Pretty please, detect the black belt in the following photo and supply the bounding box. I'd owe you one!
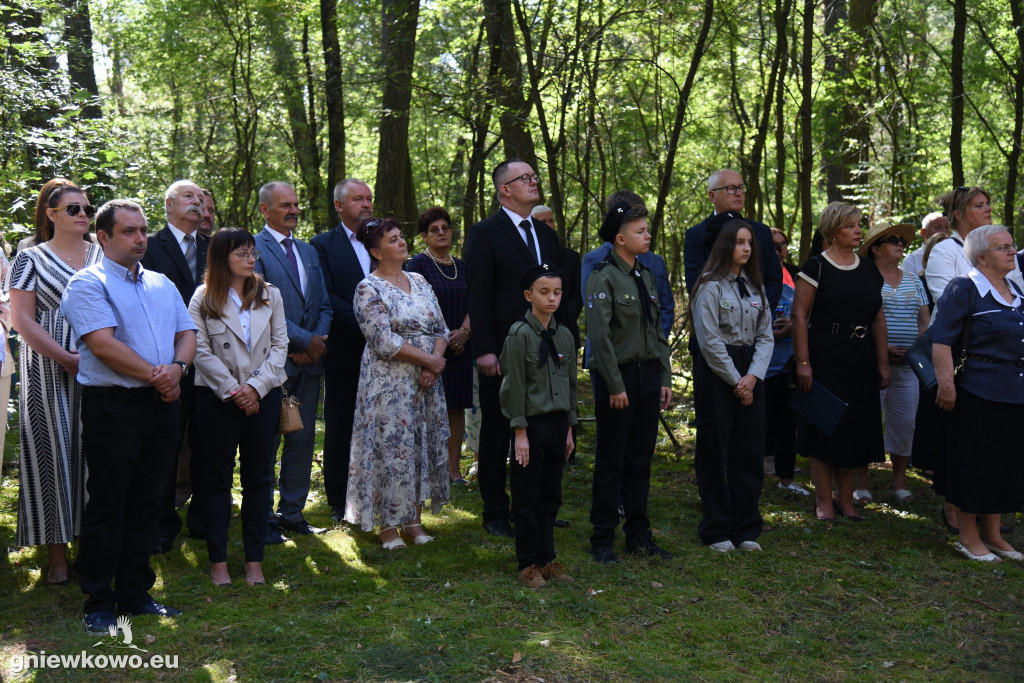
[812,321,869,339]
[964,353,1024,369]
[84,385,161,399]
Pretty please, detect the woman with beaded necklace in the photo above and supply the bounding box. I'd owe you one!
[408,207,474,485]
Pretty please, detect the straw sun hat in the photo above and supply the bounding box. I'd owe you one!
[858,221,916,258]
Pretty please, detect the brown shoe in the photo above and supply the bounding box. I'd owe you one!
[517,564,547,589]
[540,562,575,584]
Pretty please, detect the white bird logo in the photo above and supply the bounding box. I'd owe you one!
[95,615,148,651]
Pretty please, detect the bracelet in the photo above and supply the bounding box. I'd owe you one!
[797,361,810,366]
[460,326,470,337]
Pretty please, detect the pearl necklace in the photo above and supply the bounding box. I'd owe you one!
[425,249,458,281]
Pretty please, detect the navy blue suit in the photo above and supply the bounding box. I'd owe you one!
[310,223,368,513]
[254,227,333,524]
[141,225,210,544]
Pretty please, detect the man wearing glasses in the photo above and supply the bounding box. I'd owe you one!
[465,158,562,538]
[141,180,210,554]
[684,169,783,314]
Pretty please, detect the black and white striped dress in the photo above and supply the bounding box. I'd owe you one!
[9,243,101,546]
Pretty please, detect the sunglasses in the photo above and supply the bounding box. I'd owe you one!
[57,203,96,218]
[878,235,906,248]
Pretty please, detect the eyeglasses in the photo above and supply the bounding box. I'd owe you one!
[502,173,539,186]
[986,243,1018,254]
[878,235,907,248]
[427,224,451,234]
[710,184,746,195]
[232,249,260,260]
[58,203,96,218]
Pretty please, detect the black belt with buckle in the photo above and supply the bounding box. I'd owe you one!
[813,321,869,339]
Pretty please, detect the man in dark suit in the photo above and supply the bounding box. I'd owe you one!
[141,179,210,553]
[253,181,333,540]
[683,169,783,311]
[465,159,562,537]
[310,179,373,523]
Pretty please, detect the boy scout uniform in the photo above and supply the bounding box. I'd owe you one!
[499,311,577,572]
[585,250,672,557]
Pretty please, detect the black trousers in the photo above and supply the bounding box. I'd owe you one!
[322,354,361,511]
[510,412,568,570]
[693,353,764,546]
[763,371,797,480]
[78,386,179,613]
[197,387,280,564]
[589,360,661,549]
[477,370,512,524]
[156,377,201,540]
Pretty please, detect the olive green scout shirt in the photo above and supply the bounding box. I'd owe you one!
[498,311,578,429]
[585,251,672,394]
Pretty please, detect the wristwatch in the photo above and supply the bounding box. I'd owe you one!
[173,361,189,379]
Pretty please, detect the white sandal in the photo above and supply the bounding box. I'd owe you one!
[401,522,434,545]
[853,489,874,504]
[380,526,406,550]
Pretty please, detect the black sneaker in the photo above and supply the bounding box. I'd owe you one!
[125,601,182,617]
[482,519,515,538]
[83,610,116,634]
[591,546,619,564]
[625,538,674,560]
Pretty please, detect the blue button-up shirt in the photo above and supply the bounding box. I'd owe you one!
[931,269,1024,404]
[61,256,196,387]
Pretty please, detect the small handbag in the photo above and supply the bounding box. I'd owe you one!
[905,284,977,391]
[277,388,304,435]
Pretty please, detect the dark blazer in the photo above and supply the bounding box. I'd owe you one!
[683,212,783,309]
[141,225,210,305]
[309,223,367,367]
[558,245,583,349]
[254,227,333,377]
[465,210,562,358]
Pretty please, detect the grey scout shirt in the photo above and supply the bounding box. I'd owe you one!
[498,311,578,429]
[692,268,774,386]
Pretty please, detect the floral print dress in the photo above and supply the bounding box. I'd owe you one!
[345,271,451,531]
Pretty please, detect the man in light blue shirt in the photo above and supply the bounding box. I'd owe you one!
[62,199,196,635]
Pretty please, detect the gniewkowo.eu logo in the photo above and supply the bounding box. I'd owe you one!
[8,616,179,673]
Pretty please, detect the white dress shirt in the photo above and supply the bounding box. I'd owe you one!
[264,225,307,295]
[228,287,252,350]
[167,222,197,255]
[502,207,542,264]
[342,223,371,276]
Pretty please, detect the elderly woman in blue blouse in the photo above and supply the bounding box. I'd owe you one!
[690,218,774,552]
[932,225,1024,562]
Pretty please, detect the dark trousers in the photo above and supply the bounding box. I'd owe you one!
[271,371,322,524]
[322,355,361,511]
[157,378,200,540]
[477,370,512,524]
[693,353,765,546]
[589,360,661,549]
[197,387,280,563]
[764,371,797,480]
[510,412,568,570]
[78,387,179,613]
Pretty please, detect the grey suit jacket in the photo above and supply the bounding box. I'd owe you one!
[254,227,333,377]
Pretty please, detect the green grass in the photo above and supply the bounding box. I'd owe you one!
[0,389,1022,681]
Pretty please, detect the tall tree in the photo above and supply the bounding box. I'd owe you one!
[798,0,815,260]
[320,0,345,221]
[62,0,101,118]
[950,0,966,187]
[375,0,420,231]
[483,0,536,166]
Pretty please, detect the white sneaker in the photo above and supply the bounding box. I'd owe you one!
[709,540,735,553]
[853,489,873,503]
[778,481,810,496]
[738,541,762,552]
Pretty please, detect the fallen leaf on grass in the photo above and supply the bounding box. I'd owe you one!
[144,634,156,645]
[883,661,894,668]
[585,588,604,596]
[539,640,550,647]
[651,581,663,588]
[512,651,522,663]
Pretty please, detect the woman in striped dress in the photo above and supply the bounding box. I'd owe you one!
[854,222,929,504]
[8,182,102,585]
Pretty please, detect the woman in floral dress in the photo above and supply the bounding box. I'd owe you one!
[345,218,451,549]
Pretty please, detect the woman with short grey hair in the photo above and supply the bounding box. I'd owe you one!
[931,225,1024,562]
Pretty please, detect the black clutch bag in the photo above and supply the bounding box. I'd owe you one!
[905,330,936,391]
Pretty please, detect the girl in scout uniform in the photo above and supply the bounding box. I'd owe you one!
[499,264,577,588]
[689,218,774,552]
[585,203,673,564]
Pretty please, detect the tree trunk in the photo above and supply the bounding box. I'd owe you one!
[483,0,536,166]
[821,0,847,201]
[651,0,714,242]
[773,0,791,232]
[262,3,326,231]
[320,0,346,220]
[798,0,815,261]
[375,0,421,235]
[62,0,101,118]
[1006,0,1024,239]
[844,0,876,194]
[3,3,56,170]
[950,0,966,188]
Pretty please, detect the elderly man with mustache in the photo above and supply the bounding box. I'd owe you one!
[141,179,211,553]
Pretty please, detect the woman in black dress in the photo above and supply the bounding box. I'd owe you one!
[792,202,890,521]
[408,207,473,485]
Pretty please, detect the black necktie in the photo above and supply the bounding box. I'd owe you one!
[537,327,562,368]
[520,219,539,265]
[630,267,655,328]
[736,276,751,298]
